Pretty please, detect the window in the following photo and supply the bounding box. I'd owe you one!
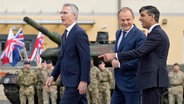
[25,40,31,51]
[1,42,5,51]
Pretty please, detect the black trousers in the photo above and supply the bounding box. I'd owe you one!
[142,87,167,104]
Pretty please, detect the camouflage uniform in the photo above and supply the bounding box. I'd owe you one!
[18,68,37,104]
[42,66,58,104]
[56,75,65,101]
[35,67,45,104]
[98,68,113,104]
[169,70,184,104]
[87,65,100,104]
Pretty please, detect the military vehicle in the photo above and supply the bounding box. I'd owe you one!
[0,72,20,104]
[0,16,115,104]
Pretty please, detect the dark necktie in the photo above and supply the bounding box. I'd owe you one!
[62,29,68,46]
[117,31,127,49]
[122,31,126,39]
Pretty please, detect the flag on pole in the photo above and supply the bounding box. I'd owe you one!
[0,28,25,66]
[29,32,44,64]
[10,28,25,66]
[0,28,15,65]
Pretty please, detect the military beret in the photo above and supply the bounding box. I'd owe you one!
[98,60,105,65]
[24,61,30,64]
[46,60,52,64]
[41,60,46,63]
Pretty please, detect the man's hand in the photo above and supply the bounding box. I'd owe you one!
[45,76,54,90]
[98,53,116,62]
[78,81,87,95]
[111,59,120,68]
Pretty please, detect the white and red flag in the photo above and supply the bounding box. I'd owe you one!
[29,32,44,64]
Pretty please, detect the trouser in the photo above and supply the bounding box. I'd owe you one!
[98,89,111,104]
[42,86,57,104]
[60,87,87,104]
[142,87,167,104]
[36,89,43,104]
[20,93,34,104]
[87,88,100,104]
[169,86,183,104]
[110,86,140,104]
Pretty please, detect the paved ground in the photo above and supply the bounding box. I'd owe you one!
[0,100,11,104]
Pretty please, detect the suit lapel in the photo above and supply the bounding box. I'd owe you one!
[148,25,160,36]
[65,24,77,45]
[62,24,78,56]
[118,35,128,52]
[118,27,135,52]
[115,30,121,52]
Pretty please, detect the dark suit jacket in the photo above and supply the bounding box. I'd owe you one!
[114,25,146,92]
[51,24,90,87]
[117,25,170,90]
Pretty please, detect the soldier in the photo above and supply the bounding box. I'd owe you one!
[87,57,100,104]
[18,61,37,104]
[97,60,113,104]
[42,60,57,104]
[35,60,47,104]
[169,63,184,104]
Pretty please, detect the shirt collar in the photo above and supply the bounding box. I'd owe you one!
[66,22,76,32]
[121,24,134,36]
[148,23,159,33]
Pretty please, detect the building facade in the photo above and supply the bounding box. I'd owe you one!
[0,0,184,67]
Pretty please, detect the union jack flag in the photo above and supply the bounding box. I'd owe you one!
[14,28,25,50]
[1,28,25,66]
[29,32,44,65]
[11,28,25,66]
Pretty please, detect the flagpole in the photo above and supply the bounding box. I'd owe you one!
[17,48,23,60]
[23,47,28,60]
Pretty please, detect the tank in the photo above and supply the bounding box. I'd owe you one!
[0,72,20,104]
[23,16,114,65]
[0,16,115,104]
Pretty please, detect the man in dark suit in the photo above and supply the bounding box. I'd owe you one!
[45,3,90,104]
[99,5,170,104]
[110,7,146,104]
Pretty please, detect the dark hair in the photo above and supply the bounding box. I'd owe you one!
[172,63,180,68]
[46,60,52,64]
[139,5,160,23]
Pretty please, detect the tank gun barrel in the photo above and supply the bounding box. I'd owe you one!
[23,16,61,46]
[23,16,114,65]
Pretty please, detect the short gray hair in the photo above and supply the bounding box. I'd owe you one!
[118,7,135,19]
[63,3,79,20]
